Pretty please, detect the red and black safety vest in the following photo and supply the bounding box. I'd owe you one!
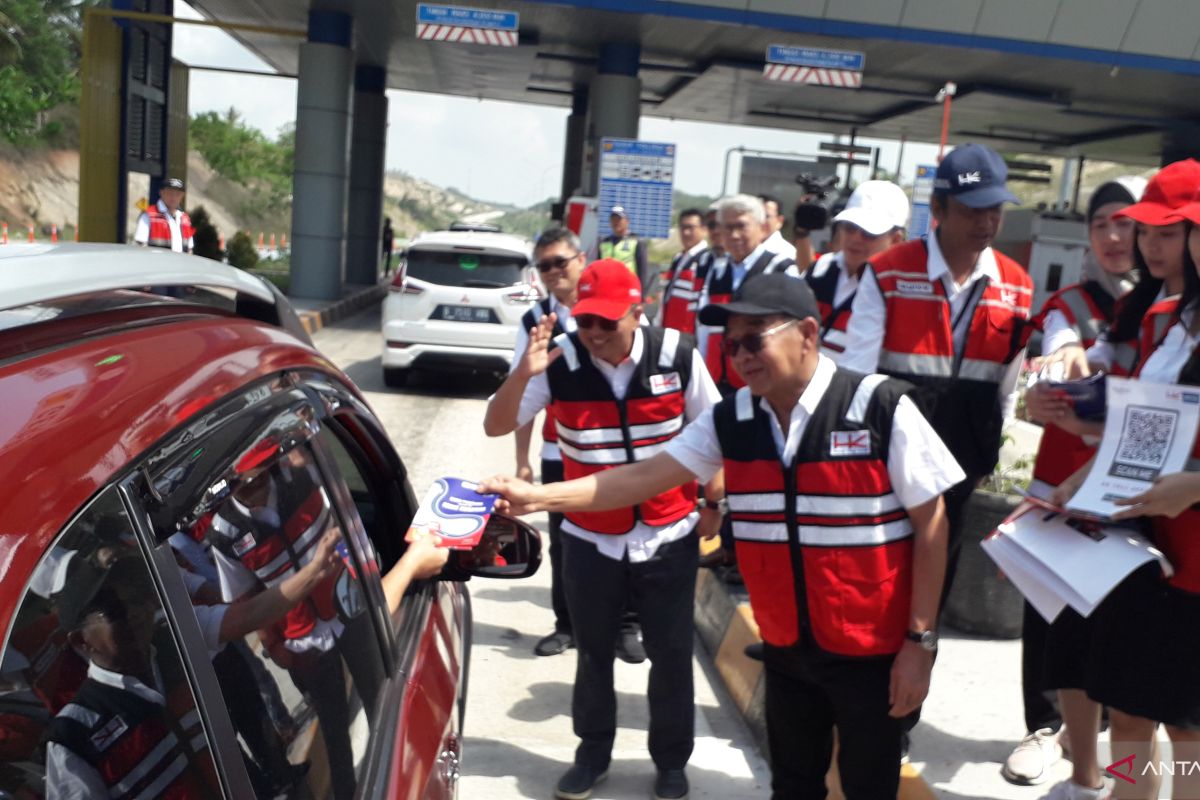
[805,252,857,358]
[661,246,710,334]
[1130,296,1182,377]
[547,326,698,534]
[1028,281,1118,495]
[702,250,796,395]
[145,205,194,253]
[870,239,1034,476]
[521,298,569,456]
[714,370,915,656]
[208,464,339,642]
[47,635,217,798]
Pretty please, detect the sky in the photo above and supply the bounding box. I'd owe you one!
[172,3,942,209]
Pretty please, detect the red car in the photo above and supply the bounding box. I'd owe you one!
[0,244,538,799]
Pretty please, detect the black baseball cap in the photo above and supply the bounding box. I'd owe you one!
[698,273,819,326]
[163,177,185,190]
[933,143,1018,208]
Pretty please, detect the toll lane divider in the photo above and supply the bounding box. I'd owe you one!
[692,539,936,800]
[296,278,388,336]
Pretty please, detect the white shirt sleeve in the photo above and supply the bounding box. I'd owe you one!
[514,372,552,428]
[211,538,260,602]
[664,406,724,484]
[997,349,1026,420]
[781,262,801,278]
[190,603,230,651]
[684,349,721,421]
[887,395,967,508]
[180,569,208,598]
[1085,338,1114,371]
[46,743,110,800]
[133,212,150,245]
[841,267,886,373]
[1040,309,1080,356]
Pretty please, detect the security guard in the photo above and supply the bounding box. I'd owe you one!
[483,258,721,800]
[804,180,909,361]
[599,205,650,288]
[841,143,1034,603]
[133,177,194,253]
[481,273,963,799]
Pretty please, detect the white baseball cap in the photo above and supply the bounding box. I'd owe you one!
[834,180,910,236]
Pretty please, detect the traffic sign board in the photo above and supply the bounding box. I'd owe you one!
[598,138,676,240]
[767,45,865,72]
[417,4,518,30]
[909,164,937,240]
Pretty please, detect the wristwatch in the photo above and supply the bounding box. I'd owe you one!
[697,496,729,515]
[905,629,938,652]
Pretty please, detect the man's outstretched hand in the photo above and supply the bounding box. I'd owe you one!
[477,475,544,516]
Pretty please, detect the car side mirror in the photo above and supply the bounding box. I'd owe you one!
[447,514,542,580]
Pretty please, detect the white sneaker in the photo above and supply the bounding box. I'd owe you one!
[1001,728,1063,785]
[1041,777,1114,800]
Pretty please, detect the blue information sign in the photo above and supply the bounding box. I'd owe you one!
[909,164,937,240]
[766,45,865,72]
[598,138,676,240]
[417,4,519,31]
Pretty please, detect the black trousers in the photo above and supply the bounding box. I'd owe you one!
[212,644,292,779]
[542,458,571,634]
[1020,601,1062,733]
[561,528,698,771]
[763,640,902,800]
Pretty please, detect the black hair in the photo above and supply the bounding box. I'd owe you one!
[1108,222,1197,344]
[677,208,704,224]
[758,194,781,214]
[534,226,582,253]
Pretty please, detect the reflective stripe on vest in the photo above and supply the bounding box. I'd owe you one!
[1047,284,1107,346]
[599,237,638,273]
[715,372,914,656]
[548,327,697,534]
[806,252,855,356]
[662,248,708,333]
[1132,297,1182,376]
[145,207,194,253]
[702,251,796,392]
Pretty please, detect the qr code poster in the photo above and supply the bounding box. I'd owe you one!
[1108,405,1178,482]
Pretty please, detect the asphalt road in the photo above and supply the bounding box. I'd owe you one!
[314,306,770,799]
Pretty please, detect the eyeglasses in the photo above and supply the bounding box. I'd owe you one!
[575,311,629,331]
[723,318,798,357]
[536,252,581,273]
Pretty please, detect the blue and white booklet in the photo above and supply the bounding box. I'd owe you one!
[407,477,498,549]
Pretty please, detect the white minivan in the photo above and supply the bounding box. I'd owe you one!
[381,225,538,386]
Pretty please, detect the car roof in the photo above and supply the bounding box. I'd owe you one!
[407,229,532,259]
[0,243,275,311]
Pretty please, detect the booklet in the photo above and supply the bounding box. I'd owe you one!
[1066,377,1200,519]
[1040,372,1107,421]
[981,500,1173,622]
[407,477,499,550]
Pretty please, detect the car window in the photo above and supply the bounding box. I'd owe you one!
[405,248,527,288]
[0,491,222,800]
[156,442,388,800]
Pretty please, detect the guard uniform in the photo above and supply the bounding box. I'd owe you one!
[134,200,194,254]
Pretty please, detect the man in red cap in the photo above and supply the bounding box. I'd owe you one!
[484,258,722,800]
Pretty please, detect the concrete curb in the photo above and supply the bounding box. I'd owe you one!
[296,281,388,336]
[692,550,937,800]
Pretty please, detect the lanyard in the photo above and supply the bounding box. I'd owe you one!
[946,274,989,375]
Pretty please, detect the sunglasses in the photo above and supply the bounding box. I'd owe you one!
[723,318,798,357]
[536,253,581,273]
[575,311,630,332]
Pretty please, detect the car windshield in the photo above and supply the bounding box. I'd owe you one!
[405,248,527,288]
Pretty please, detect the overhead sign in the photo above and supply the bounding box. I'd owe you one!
[909,164,937,240]
[598,138,676,241]
[416,4,519,46]
[763,44,864,88]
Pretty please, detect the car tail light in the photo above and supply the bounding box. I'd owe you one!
[389,274,424,295]
[501,287,540,305]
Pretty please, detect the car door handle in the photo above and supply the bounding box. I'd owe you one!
[440,734,461,785]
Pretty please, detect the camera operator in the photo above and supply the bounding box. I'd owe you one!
[793,174,842,268]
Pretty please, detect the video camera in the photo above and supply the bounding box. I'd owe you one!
[793,173,843,232]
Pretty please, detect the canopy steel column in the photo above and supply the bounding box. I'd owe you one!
[290,10,353,301]
[583,43,640,195]
[346,64,388,285]
[554,85,589,220]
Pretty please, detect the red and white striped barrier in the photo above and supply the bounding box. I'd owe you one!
[416,23,517,46]
[762,64,862,88]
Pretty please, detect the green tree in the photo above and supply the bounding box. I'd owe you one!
[189,110,293,212]
[189,205,222,261]
[0,0,98,143]
[226,230,258,270]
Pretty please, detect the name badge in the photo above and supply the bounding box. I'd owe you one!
[650,372,682,395]
[830,430,871,457]
[896,279,934,295]
[91,715,129,752]
[232,532,257,557]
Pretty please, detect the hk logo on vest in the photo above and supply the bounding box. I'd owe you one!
[830,431,871,457]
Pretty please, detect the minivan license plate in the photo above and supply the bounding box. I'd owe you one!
[434,304,497,323]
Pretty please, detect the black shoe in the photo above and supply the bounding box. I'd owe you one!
[743,642,763,662]
[535,630,574,657]
[616,626,647,664]
[555,763,608,800]
[654,768,689,800]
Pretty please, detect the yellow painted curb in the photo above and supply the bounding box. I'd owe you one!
[714,604,762,715]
